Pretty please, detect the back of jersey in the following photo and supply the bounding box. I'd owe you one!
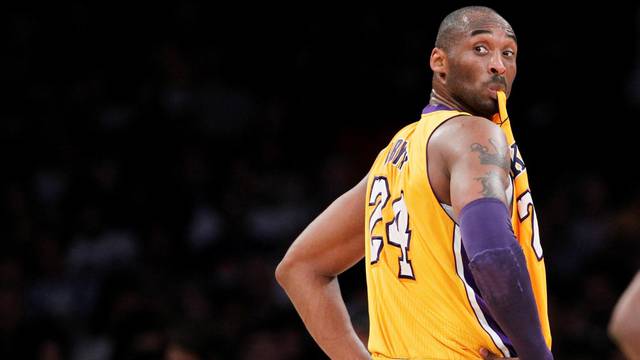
[364,106,547,359]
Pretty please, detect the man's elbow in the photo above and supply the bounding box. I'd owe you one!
[608,316,622,342]
[609,308,640,345]
[275,255,296,288]
[276,253,324,291]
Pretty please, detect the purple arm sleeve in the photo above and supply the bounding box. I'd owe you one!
[459,198,552,360]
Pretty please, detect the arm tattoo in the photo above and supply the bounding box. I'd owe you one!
[474,171,505,200]
[470,138,510,172]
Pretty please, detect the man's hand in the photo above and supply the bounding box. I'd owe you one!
[480,348,519,359]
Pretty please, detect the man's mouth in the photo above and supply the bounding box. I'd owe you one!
[487,83,505,92]
[487,82,506,100]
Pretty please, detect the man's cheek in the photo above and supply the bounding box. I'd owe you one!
[457,62,478,85]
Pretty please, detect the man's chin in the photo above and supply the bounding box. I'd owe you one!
[474,101,498,119]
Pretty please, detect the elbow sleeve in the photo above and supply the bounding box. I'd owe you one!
[459,198,552,360]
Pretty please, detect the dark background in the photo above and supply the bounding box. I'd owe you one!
[2,3,640,359]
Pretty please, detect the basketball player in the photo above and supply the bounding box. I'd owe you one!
[609,271,640,359]
[276,6,552,359]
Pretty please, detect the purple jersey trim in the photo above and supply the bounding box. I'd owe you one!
[421,103,453,114]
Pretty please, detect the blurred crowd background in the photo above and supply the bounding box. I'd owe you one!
[3,3,640,359]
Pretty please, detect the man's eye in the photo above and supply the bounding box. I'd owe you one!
[503,50,515,57]
[474,46,488,54]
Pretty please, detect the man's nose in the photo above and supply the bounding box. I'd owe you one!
[489,53,506,75]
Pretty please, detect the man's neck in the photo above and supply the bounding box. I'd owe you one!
[428,89,470,114]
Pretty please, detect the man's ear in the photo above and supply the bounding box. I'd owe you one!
[430,48,448,83]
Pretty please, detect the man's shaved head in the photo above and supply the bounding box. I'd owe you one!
[435,6,515,52]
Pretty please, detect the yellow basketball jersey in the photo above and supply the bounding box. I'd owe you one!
[364,104,551,359]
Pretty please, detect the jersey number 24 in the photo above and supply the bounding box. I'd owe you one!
[368,176,415,280]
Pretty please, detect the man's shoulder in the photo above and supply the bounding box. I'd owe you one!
[430,115,502,149]
[428,114,510,176]
[439,114,499,132]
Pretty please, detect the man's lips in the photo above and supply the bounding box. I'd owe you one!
[487,83,505,92]
[487,82,506,100]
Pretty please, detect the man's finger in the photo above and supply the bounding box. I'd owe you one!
[479,348,495,359]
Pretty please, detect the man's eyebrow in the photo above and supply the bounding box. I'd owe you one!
[470,29,518,44]
[470,29,492,37]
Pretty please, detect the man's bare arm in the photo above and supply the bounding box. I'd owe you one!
[441,116,551,360]
[446,117,511,214]
[275,176,370,359]
[609,271,640,360]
